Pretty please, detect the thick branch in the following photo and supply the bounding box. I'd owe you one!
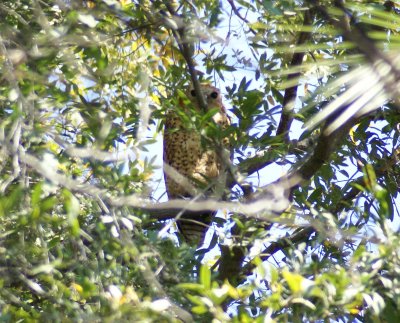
[220,112,356,283]
[240,144,400,276]
[276,10,312,143]
[13,149,288,221]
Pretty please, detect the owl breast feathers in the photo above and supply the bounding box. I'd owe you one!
[163,84,230,245]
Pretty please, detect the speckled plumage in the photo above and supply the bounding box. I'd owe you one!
[163,84,230,245]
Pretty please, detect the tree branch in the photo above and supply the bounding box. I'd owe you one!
[162,3,208,112]
[226,0,256,35]
[137,252,194,322]
[240,143,400,277]
[219,110,356,283]
[14,149,288,220]
[276,9,312,143]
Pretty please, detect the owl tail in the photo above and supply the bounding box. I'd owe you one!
[177,211,216,246]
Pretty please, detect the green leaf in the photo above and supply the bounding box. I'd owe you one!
[282,270,312,294]
[200,264,211,291]
[192,305,208,315]
[178,283,205,293]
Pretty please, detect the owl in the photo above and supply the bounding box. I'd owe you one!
[163,84,230,246]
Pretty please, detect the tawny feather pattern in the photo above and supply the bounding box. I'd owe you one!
[163,84,230,245]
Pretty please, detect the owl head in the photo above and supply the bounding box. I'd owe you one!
[186,84,224,112]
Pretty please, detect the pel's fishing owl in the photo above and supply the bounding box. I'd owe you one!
[163,84,230,245]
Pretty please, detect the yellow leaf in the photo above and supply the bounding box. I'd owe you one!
[71,283,83,294]
[86,1,96,9]
[119,0,131,7]
[349,308,360,315]
[349,124,359,145]
[151,93,161,105]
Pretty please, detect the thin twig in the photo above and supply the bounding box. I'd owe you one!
[226,0,256,34]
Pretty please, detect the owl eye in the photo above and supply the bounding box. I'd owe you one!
[190,90,196,97]
[210,91,219,99]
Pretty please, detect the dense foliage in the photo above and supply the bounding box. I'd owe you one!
[1,0,400,321]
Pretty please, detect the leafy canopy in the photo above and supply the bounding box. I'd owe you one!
[1,0,400,322]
